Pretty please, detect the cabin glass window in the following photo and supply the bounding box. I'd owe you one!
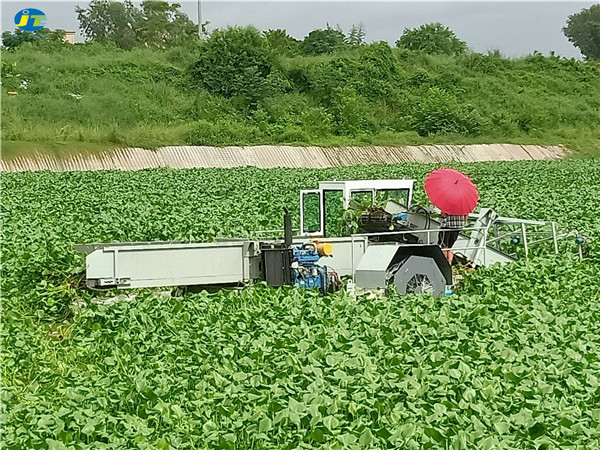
[375,189,410,208]
[348,190,374,209]
[324,190,346,237]
[301,192,321,234]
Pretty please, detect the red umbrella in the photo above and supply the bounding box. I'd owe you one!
[425,168,479,215]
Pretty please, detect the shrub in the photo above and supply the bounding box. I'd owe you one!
[263,29,299,57]
[396,22,468,56]
[300,26,346,56]
[410,87,481,136]
[190,26,275,104]
[330,87,375,136]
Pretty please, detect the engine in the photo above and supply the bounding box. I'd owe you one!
[291,243,340,294]
[260,210,340,294]
[260,241,340,294]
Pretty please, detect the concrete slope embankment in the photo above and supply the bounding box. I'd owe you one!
[1,144,568,172]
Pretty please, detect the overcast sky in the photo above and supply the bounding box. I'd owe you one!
[2,1,597,58]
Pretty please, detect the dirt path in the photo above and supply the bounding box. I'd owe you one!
[1,144,568,172]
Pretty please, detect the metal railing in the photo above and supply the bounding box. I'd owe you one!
[349,226,491,279]
[347,220,578,278]
[251,228,300,235]
[485,223,562,258]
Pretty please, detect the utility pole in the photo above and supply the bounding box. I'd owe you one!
[197,0,202,37]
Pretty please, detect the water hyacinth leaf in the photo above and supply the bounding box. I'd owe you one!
[359,428,375,446]
[258,417,271,433]
[156,438,170,449]
[45,439,68,450]
[493,422,511,434]
[309,428,325,443]
[338,433,357,445]
[323,415,339,431]
[528,422,546,439]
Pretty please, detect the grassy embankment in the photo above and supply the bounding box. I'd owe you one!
[1,41,599,158]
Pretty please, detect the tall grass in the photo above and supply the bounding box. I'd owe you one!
[1,41,599,155]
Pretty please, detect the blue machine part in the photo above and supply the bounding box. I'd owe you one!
[293,245,320,265]
[291,245,328,292]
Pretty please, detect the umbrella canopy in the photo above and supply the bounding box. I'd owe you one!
[425,168,479,215]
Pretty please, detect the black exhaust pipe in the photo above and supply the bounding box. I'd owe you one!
[283,207,292,246]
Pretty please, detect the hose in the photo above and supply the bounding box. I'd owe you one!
[408,204,432,230]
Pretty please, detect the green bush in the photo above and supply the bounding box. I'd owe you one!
[330,86,375,136]
[300,27,346,56]
[410,87,481,136]
[263,29,299,57]
[303,57,361,104]
[357,42,398,99]
[396,22,468,56]
[190,26,275,104]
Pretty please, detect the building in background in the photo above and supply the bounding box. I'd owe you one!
[62,30,75,44]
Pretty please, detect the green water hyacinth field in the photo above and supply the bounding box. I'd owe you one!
[2,159,600,448]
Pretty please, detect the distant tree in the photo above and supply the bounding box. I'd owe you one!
[2,28,66,49]
[190,26,274,102]
[345,23,366,46]
[563,5,600,60]
[136,1,197,48]
[396,22,468,56]
[300,26,346,56]
[75,0,197,49]
[76,0,139,49]
[263,29,299,56]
